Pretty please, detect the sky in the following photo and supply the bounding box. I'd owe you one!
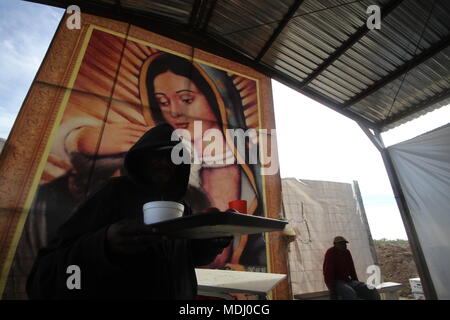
[1,0,449,240]
[0,0,62,138]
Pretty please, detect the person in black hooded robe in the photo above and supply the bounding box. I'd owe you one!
[26,123,231,299]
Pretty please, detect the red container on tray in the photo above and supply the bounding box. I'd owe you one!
[228,200,247,214]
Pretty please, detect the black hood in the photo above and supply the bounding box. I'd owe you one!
[123,123,190,200]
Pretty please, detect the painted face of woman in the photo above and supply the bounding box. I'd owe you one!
[153,71,218,141]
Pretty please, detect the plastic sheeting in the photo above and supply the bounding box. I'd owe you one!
[282,179,376,295]
[388,123,450,300]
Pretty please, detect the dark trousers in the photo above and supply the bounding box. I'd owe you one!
[335,280,381,300]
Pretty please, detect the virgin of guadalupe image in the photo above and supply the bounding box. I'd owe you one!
[5,32,267,298]
[140,52,266,270]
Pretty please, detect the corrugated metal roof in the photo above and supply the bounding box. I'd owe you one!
[29,0,450,131]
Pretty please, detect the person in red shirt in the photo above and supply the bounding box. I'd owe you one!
[323,236,380,300]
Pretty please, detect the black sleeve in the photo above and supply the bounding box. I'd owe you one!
[182,202,232,267]
[190,237,232,267]
[26,180,122,299]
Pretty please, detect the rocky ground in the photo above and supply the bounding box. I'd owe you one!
[374,239,419,298]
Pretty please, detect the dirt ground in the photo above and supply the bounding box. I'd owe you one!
[374,239,419,298]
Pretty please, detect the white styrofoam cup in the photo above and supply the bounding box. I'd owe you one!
[143,201,184,224]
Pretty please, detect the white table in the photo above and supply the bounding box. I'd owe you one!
[195,268,286,300]
[376,282,403,300]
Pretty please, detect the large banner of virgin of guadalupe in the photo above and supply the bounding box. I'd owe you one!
[0,13,286,299]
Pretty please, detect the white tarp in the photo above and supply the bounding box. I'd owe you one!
[282,178,376,295]
[388,123,450,300]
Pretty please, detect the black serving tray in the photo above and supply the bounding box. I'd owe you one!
[146,211,288,239]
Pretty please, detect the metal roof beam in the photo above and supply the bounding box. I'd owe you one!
[298,0,404,89]
[381,87,450,130]
[199,0,217,31]
[359,123,384,152]
[188,0,203,30]
[188,0,212,31]
[342,34,450,109]
[255,0,305,62]
[23,0,378,129]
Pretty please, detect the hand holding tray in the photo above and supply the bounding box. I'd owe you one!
[146,211,288,239]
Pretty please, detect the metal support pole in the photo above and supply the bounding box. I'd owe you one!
[358,123,437,299]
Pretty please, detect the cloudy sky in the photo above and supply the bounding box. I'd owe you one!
[1,0,449,239]
[0,0,62,138]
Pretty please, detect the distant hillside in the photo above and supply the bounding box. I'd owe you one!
[0,138,5,153]
[374,239,419,298]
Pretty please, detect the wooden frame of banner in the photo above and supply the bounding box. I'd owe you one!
[0,13,287,299]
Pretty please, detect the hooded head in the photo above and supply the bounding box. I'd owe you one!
[123,123,190,201]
